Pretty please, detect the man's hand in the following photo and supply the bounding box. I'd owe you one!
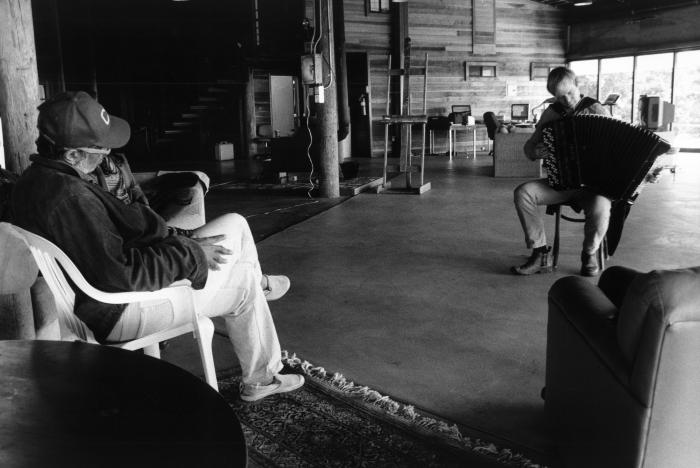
[533,143,549,160]
[644,166,664,184]
[192,234,232,270]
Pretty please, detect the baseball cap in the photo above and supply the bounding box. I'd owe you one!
[37,91,131,149]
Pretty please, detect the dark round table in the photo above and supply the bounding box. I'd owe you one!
[0,340,247,467]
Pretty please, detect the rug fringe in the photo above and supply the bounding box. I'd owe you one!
[281,350,546,468]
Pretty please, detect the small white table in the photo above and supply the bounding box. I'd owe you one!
[448,124,477,160]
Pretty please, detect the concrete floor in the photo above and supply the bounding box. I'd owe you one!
[163,152,700,462]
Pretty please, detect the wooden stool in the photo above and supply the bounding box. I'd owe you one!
[548,204,608,271]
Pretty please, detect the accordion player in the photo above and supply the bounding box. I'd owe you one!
[540,114,671,202]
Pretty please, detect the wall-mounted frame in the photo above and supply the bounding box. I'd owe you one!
[466,62,497,80]
[365,0,390,14]
[530,62,564,80]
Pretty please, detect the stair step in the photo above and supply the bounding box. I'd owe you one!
[164,129,185,135]
[216,79,245,85]
[207,87,228,94]
[198,96,218,102]
[190,105,213,110]
[172,121,196,127]
[181,113,201,119]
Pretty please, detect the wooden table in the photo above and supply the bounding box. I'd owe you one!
[0,340,247,467]
[448,123,477,160]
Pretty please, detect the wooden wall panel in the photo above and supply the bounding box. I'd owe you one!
[344,0,566,156]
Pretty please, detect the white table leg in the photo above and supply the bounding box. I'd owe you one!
[472,126,476,159]
[449,128,453,161]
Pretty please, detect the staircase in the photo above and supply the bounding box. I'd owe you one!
[152,80,244,161]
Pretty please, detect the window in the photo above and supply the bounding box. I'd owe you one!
[568,49,700,151]
[569,59,598,99]
[633,53,673,124]
[466,63,497,79]
[367,0,390,13]
[599,57,634,121]
[674,50,700,149]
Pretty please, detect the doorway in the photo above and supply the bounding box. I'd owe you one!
[347,52,373,158]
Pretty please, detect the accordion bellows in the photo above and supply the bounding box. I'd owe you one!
[541,115,671,201]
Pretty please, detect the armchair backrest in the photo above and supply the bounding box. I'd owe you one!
[615,267,700,466]
[483,112,498,139]
[617,267,700,406]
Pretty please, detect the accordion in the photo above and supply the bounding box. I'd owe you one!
[541,114,671,201]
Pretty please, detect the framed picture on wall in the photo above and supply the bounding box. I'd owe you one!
[530,63,564,80]
[465,62,498,80]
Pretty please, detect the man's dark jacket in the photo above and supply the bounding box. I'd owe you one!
[12,156,208,342]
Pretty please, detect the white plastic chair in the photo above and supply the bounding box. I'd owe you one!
[6,223,218,391]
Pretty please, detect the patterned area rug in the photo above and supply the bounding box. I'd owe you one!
[219,352,548,468]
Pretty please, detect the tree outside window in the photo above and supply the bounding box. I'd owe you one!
[673,50,700,149]
[569,59,598,100]
[600,57,633,121]
[633,53,673,124]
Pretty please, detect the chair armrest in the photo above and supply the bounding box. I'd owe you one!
[132,171,159,185]
[0,222,38,293]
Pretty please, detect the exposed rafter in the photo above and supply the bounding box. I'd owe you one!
[528,0,699,22]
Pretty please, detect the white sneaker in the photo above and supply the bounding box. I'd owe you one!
[240,373,305,402]
[263,274,290,301]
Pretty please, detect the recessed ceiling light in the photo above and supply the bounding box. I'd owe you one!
[573,1,594,6]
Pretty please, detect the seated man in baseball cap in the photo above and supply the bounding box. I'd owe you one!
[12,91,303,401]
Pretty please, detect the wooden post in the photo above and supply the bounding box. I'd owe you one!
[390,1,409,164]
[314,0,340,198]
[333,0,350,159]
[0,0,40,173]
[243,68,256,159]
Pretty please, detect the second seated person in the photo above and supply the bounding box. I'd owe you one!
[12,91,303,402]
[511,67,610,277]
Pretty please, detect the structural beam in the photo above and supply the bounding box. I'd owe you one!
[0,0,41,173]
[313,0,340,198]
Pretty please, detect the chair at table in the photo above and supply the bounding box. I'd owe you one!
[547,204,608,271]
[254,124,273,158]
[483,111,499,157]
[426,115,451,154]
[449,105,472,125]
[5,223,218,391]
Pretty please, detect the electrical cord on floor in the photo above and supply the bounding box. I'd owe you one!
[304,91,316,199]
[243,200,320,219]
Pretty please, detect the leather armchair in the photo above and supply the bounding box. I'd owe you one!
[546,265,700,468]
